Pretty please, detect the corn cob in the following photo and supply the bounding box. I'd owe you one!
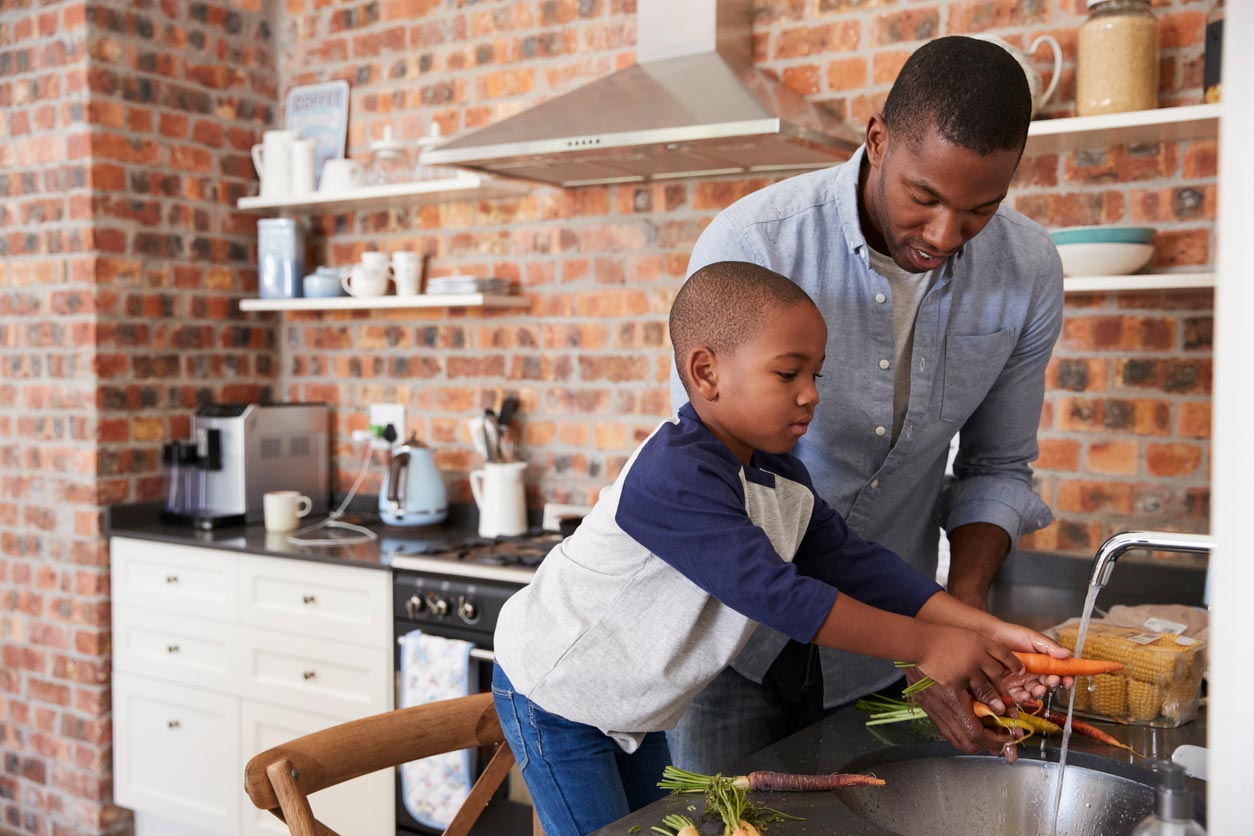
[1090,673,1127,716]
[1126,678,1161,722]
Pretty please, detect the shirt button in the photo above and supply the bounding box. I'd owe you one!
[875,425,886,437]
[875,293,886,303]
[878,359,890,370]
[870,479,879,489]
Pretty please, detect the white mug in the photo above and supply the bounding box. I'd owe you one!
[360,251,391,272]
[391,251,422,296]
[291,138,316,196]
[319,158,364,194]
[340,264,390,298]
[263,490,312,533]
[469,462,527,538]
[251,130,296,199]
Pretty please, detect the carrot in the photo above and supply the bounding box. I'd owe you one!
[1041,710,1144,756]
[972,701,1062,736]
[651,814,699,836]
[735,770,886,791]
[736,822,762,836]
[1013,651,1124,676]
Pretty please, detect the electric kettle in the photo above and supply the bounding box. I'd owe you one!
[379,432,448,527]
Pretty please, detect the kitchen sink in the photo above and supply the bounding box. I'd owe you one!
[834,744,1204,836]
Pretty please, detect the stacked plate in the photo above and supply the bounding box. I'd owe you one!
[426,275,513,295]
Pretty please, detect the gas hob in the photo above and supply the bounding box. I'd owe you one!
[385,531,562,584]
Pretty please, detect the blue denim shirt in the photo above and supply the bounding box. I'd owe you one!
[670,146,1063,706]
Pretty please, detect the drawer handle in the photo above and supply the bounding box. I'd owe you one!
[165,575,179,584]
[166,644,180,654]
[167,720,181,729]
[302,595,316,605]
[302,670,317,681]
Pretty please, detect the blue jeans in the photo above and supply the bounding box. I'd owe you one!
[491,664,671,836]
[666,640,828,775]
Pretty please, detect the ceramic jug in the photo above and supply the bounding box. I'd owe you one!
[469,462,527,538]
[250,130,296,199]
[973,34,1063,117]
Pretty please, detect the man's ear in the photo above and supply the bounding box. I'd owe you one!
[865,113,887,168]
[687,346,719,402]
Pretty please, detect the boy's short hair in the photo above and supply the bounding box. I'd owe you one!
[670,261,817,392]
[883,36,1031,156]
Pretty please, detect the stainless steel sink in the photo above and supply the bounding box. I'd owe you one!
[834,745,1203,836]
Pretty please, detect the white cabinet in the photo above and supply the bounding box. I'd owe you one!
[110,537,394,836]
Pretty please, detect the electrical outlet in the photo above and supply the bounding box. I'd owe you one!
[542,502,593,532]
[368,403,406,441]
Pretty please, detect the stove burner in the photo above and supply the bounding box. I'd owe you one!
[440,532,561,568]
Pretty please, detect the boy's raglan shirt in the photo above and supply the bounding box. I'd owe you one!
[493,403,940,749]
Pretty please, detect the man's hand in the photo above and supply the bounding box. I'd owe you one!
[902,667,1022,762]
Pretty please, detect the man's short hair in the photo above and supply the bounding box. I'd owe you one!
[670,261,817,392]
[882,36,1032,156]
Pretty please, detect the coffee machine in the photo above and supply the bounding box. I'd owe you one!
[163,403,329,529]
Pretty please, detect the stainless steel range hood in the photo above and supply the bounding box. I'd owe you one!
[421,0,861,187]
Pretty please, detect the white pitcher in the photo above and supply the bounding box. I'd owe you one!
[250,130,296,199]
[973,34,1063,117]
[469,462,527,538]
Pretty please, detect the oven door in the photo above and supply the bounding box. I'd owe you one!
[393,619,534,836]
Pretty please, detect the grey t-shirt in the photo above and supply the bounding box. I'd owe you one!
[866,246,936,444]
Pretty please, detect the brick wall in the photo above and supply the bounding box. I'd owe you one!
[276,0,1214,551]
[0,1,278,833]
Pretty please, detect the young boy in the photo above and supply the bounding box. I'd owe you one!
[491,261,1068,836]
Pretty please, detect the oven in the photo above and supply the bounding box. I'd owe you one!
[389,533,558,836]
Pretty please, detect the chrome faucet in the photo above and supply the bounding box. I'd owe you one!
[1089,530,1216,588]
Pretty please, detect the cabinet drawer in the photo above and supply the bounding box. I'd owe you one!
[238,554,389,646]
[240,630,390,720]
[241,700,394,836]
[113,672,240,833]
[113,607,243,691]
[112,537,238,622]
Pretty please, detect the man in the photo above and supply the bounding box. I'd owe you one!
[667,35,1063,771]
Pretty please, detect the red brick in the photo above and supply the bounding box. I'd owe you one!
[1087,440,1138,475]
[1145,442,1202,477]
[1152,228,1209,268]
[1035,438,1080,471]
[775,21,860,60]
[1178,402,1211,438]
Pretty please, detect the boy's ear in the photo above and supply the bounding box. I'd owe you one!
[688,346,719,402]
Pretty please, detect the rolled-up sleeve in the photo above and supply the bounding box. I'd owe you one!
[939,242,1063,544]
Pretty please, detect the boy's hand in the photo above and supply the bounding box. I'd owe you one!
[980,621,1075,699]
[916,624,1022,702]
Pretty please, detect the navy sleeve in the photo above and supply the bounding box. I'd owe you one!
[614,437,838,644]
[762,453,942,617]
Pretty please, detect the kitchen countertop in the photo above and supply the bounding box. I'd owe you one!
[105,501,485,571]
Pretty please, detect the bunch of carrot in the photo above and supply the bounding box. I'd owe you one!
[656,765,883,834]
[898,651,1125,697]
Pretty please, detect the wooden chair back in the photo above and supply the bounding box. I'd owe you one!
[243,692,541,836]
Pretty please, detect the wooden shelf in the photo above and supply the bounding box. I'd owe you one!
[238,293,530,312]
[236,173,530,214]
[1025,103,1221,153]
[1062,273,1215,293]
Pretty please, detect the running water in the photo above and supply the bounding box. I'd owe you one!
[1047,581,1104,836]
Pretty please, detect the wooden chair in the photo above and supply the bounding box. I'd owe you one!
[243,692,543,836]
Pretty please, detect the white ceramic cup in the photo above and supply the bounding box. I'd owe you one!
[340,264,391,298]
[391,251,422,296]
[360,251,391,272]
[251,130,296,199]
[290,138,316,196]
[318,158,364,194]
[263,490,312,533]
[468,462,527,538]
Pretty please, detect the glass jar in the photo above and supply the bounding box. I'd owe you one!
[1076,0,1159,117]
[365,126,411,186]
[412,123,455,182]
[1203,0,1224,104]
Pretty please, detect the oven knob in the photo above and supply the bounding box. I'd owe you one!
[428,596,450,617]
[404,595,424,619]
[457,598,479,623]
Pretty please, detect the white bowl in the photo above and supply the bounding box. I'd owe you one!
[1054,241,1155,277]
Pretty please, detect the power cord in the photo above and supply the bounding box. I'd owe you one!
[286,436,380,547]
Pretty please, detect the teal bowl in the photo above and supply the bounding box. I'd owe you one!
[1050,225,1155,246]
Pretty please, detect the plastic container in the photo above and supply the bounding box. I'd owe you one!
[1131,761,1206,835]
[1056,622,1204,727]
[1077,0,1159,117]
[365,126,411,186]
[257,218,305,298]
